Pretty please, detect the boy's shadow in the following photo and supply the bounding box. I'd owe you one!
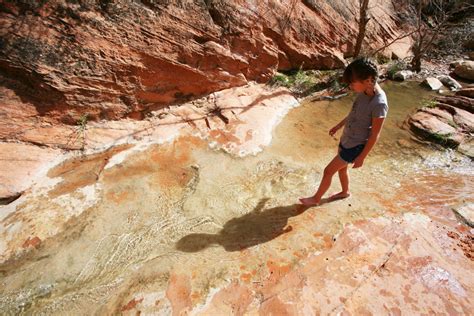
[176,199,310,252]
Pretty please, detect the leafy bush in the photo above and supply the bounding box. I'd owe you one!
[269,68,342,97]
[387,60,408,79]
[375,53,391,65]
[420,98,437,108]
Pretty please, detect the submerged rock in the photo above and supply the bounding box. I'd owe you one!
[421,77,444,90]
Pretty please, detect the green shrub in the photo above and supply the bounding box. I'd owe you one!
[420,98,437,108]
[387,60,408,79]
[270,73,290,86]
[269,68,342,97]
[375,53,391,65]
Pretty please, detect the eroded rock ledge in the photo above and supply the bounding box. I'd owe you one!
[0,82,298,204]
[408,89,474,158]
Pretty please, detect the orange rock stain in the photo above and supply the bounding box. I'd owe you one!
[166,273,192,316]
[22,236,41,249]
[47,144,131,198]
[121,297,143,312]
[105,190,134,204]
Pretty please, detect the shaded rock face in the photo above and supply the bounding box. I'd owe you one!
[438,75,462,91]
[456,87,474,98]
[0,0,411,132]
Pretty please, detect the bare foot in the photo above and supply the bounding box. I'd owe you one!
[328,191,351,201]
[299,196,321,206]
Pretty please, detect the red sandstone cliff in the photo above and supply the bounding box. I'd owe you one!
[0,0,412,147]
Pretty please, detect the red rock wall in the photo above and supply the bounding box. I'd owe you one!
[0,0,411,127]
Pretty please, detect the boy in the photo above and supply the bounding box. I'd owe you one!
[299,57,388,206]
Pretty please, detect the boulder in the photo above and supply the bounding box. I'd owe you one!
[408,100,474,154]
[454,61,474,81]
[393,70,413,81]
[438,75,462,91]
[421,77,444,90]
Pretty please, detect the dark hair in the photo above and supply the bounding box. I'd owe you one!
[342,57,378,84]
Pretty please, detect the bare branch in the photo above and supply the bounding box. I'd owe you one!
[369,29,418,56]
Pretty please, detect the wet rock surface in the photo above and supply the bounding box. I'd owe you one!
[0,82,473,314]
[0,82,297,206]
[0,143,62,203]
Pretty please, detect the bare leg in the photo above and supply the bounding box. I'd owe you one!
[339,165,349,193]
[300,155,348,206]
[329,166,351,201]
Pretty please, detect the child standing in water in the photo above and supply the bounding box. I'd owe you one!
[299,57,388,206]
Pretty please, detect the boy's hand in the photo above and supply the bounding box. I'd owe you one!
[329,125,339,137]
[352,155,365,168]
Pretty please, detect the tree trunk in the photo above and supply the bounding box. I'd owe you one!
[411,44,422,72]
[411,0,423,72]
[354,0,370,57]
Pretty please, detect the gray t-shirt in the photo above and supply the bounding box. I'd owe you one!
[340,89,388,148]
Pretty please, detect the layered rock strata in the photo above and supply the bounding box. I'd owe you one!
[1,0,412,133]
[408,90,474,157]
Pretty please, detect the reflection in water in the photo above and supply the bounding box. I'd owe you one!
[177,199,310,252]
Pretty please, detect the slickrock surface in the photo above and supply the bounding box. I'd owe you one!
[0,82,298,201]
[1,82,472,314]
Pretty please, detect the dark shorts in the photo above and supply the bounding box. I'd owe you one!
[339,143,365,163]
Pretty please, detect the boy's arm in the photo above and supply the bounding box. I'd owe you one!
[336,117,347,128]
[329,116,347,136]
[353,117,385,168]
